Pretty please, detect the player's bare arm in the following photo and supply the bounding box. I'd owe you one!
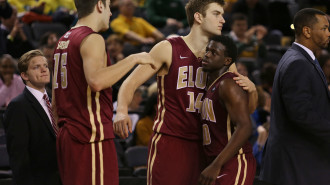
[232,71,258,113]
[114,40,172,138]
[199,78,252,185]
[229,63,258,113]
[81,33,155,92]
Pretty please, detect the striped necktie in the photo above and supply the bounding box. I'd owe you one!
[43,94,58,136]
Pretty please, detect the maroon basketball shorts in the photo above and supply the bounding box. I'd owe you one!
[147,132,204,185]
[57,125,119,185]
[206,153,256,185]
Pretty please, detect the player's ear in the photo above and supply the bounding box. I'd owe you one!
[224,57,232,66]
[194,12,202,24]
[96,0,104,13]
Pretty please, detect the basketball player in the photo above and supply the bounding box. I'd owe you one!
[199,35,256,185]
[114,0,257,184]
[52,0,154,185]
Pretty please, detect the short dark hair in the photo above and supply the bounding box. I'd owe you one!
[209,35,237,64]
[293,8,326,36]
[74,0,107,19]
[185,0,225,28]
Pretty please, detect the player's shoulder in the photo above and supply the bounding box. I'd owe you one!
[156,39,172,48]
[150,40,172,55]
[219,72,237,82]
[225,72,238,80]
[149,40,173,72]
[80,33,105,49]
[82,33,104,43]
[219,72,239,90]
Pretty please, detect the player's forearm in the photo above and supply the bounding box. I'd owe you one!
[86,55,138,92]
[212,123,252,168]
[116,79,138,115]
[117,64,157,114]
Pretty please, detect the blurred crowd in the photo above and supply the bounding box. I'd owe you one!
[1,0,330,176]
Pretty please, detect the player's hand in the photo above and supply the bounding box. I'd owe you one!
[113,112,132,139]
[199,163,221,185]
[233,71,256,93]
[134,52,156,69]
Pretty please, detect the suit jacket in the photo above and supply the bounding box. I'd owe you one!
[260,43,330,185]
[3,87,61,185]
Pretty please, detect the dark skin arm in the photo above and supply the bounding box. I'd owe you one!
[198,78,253,185]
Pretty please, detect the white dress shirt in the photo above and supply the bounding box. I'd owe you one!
[26,86,52,123]
[294,42,315,60]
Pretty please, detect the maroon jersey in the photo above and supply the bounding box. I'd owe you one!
[201,72,252,158]
[53,26,114,143]
[153,37,207,140]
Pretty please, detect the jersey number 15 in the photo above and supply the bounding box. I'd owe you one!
[53,53,68,89]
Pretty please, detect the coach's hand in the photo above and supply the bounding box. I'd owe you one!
[113,112,132,139]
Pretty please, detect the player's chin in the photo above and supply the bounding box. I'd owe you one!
[213,29,222,36]
[101,24,110,32]
[202,66,210,72]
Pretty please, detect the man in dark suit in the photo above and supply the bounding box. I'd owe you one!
[260,8,330,185]
[3,50,61,185]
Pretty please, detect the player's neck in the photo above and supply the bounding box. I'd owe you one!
[207,67,228,87]
[75,16,102,32]
[182,27,209,58]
